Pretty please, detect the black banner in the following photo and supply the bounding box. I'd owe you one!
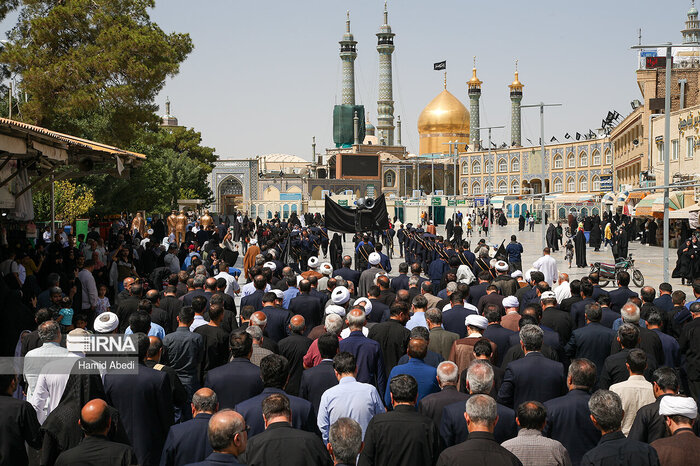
[324,194,390,233]
[433,60,446,70]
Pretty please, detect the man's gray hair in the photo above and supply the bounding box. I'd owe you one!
[208,409,245,451]
[466,360,494,394]
[334,277,348,288]
[479,247,490,259]
[329,417,363,464]
[437,361,459,385]
[192,390,219,413]
[251,313,267,328]
[446,282,458,294]
[38,320,60,343]
[588,389,624,432]
[519,324,544,351]
[347,311,366,329]
[193,274,206,288]
[465,394,497,425]
[408,275,420,286]
[290,316,305,334]
[195,265,207,276]
[425,307,442,325]
[621,302,640,323]
[324,313,343,334]
[246,325,263,340]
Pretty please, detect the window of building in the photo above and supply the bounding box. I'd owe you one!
[579,176,588,192]
[567,176,575,192]
[658,143,664,163]
[462,162,469,175]
[511,158,520,171]
[485,160,493,174]
[592,150,601,165]
[605,150,612,165]
[592,175,601,191]
[687,137,694,159]
[384,170,395,187]
[672,139,679,161]
[554,155,563,169]
[472,160,481,174]
[498,159,507,173]
[498,180,507,193]
[472,181,481,195]
[553,178,563,192]
[567,152,575,168]
[461,182,468,194]
[579,151,588,167]
[511,180,519,194]
[485,181,493,194]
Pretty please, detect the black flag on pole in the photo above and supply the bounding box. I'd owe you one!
[433,61,446,70]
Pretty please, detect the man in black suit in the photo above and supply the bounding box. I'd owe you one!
[589,272,609,301]
[391,262,410,292]
[189,410,247,466]
[507,304,564,363]
[543,358,601,466]
[367,285,390,323]
[483,306,516,367]
[600,323,657,389]
[628,367,680,443]
[540,291,573,345]
[54,399,137,466]
[242,393,331,466]
[299,333,339,417]
[653,282,674,313]
[519,271,546,311]
[418,361,470,428]
[234,354,315,437]
[680,301,700,399]
[278,315,312,396]
[596,294,620,328]
[160,285,183,335]
[498,324,566,408]
[442,292,476,338]
[0,374,42,466]
[308,276,329,308]
[259,291,292,342]
[559,279,582,313]
[476,285,504,315]
[240,275,267,312]
[182,275,209,307]
[377,275,397,307]
[333,255,360,289]
[565,303,616,380]
[440,360,518,447]
[571,280,596,329]
[116,282,143,332]
[610,302,664,367]
[104,333,174,466]
[288,280,323,332]
[160,388,217,466]
[467,272,491,307]
[608,271,639,313]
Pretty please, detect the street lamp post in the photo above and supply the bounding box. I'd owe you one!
[473,125,504,243]
[521,102,562,250]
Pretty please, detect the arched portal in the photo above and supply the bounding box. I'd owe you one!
[219,176,244,215]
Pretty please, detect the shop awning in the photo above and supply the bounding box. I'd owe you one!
[651,190,694,217]
[634,192,663,217]
[550,194,595,204]
[601,192,616,204]
[617,190,630,202]
[669,203,700,219]
[490,196,505,208]
[628,191,649,201]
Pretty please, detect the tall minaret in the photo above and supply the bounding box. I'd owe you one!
[683,1,700,44]
[339,11,357,105]
[467,57,482,150]
[509,61,524,147]
[376,2,395,145]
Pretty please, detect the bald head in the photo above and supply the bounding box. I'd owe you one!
[192,387,218,415]
[290,315,305,334]
[407,338,428,359]
[251,311,267,328]
[205,277,217,291]
[208,409,247,455]
[558,273,569,284]
[80,399,111,436]
[346,308,366,330]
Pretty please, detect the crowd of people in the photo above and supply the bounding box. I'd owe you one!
[1,208,700,466]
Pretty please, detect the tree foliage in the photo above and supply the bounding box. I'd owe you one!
[33,179,95,224]
[1,0,193,147]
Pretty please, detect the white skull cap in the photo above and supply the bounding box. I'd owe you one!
[325,304,347,317]
[331,286,351,305]
[354,297,373,316]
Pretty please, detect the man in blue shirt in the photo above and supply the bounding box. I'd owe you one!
[282,276,299,309]
[125,310,165,340]
[384,337,440,407]
[339,308,387,395]
[505,235,524,271]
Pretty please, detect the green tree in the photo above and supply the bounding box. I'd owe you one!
[1,0,193,147]
[33,179,95,224]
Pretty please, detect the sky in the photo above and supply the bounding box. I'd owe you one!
[0,1,695,159]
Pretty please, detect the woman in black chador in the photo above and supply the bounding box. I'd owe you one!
[574,224,588,268]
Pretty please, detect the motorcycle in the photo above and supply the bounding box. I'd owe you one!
[589,254,644,288]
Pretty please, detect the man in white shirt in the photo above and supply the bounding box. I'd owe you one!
[553,273,571,304]
[78,260,99,314]
[24,321,73,400]
[532,247,558,287]
[214,260,240,297]
[610,348,656,435]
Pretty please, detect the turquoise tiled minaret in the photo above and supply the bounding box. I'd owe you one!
[467,57,482,150]
[339,11,357,105]
[376,2,395,145]
[509,62,524,147]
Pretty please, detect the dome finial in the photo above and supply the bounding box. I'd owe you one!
[346,10,350,33]
[165,96,171,116]
[467,57,482,89]
[384,1,388,24]
[443,71,447,90]
[509,60,523,91]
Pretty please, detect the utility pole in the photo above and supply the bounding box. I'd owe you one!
[522,102,562,250]
[473,125,504,243]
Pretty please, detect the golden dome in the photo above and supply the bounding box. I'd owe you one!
[467,67,482,89]
[417,89,470,134]
[509,71,523,91]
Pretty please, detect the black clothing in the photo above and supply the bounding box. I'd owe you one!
[359,404,441,466]
[458,362,505,399]
[564,322,616,380]
[560,295,582,314]
[610,326,663,371]
[483,324,517,367]
[0,394,42,466]
[260,305,292,342]
[160,295,183,334]
[498,351,566,408]
[367,298,390,323]
[599,348,657,389]
[278,333,312,396]
[143,360,188,408]
[574,230,587,268]
[608,286,639,314]
[194,324,230,380]
[542,307,574,344]
[243,422,331,466]
[54,435,137,466]
[628,394,672,444]
[680,317,700,383]
[368,319,411,378]
[544,389,600,466]
[204,358,263,409]
[580,430,659,466]
[571,298,596,330]
[160,413,214,466]
[437,431,522,466]
[299,359,338,417]
[234,387,315,438]
[288,293,323,332]
[115,296,140,332]
[418,385,470,429]
[440,397,517,448]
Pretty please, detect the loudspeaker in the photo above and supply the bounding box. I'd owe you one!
[354,209,374,232]
[364,197,375,209]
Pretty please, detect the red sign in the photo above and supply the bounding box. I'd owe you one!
[645,56,671,69]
